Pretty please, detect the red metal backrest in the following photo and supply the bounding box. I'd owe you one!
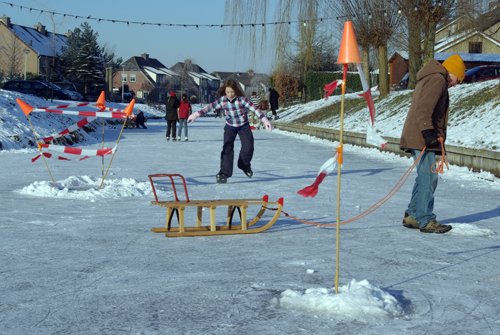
[148,173,190,202]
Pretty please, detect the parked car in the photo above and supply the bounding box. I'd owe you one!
[54,81,84,101]
[395,72,409,90]
[463,65,500,83]
[2,80,72,100]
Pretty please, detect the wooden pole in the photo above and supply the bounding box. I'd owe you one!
[334,64,348,293]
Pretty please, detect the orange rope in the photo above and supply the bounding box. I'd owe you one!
[267,149,427,227]
[431,138,449,174]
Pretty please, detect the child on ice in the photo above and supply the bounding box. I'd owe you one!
[188,79,272,183]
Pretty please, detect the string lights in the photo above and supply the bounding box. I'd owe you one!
[1,1,443,29]
[0,1,336,29]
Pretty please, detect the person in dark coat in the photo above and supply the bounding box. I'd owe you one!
[400,54,465,234]
[135,110,147,129]
[165,91,180,141]
[268,87,280,120]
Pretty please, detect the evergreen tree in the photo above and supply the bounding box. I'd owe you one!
[60,22,121,94]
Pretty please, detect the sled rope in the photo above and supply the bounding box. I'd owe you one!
[268,149,426,227]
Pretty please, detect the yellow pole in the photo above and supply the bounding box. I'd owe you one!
[98,98,135,190]
[27,116,56,184]
[98,117,128,190]
[334,64,348,293]
[101,118,105,177]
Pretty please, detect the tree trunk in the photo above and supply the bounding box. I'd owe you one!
[361,47,371,88]
[377,45,389,97]
[407,18,422,89]
[422,23,437,65]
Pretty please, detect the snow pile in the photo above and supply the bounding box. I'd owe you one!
[16,175,151,200]
[278,79,500,151]
[449,223,496,237]
[277,279,404,322]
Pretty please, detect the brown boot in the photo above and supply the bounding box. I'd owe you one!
[402,213,419,229]
[420,219,452,234]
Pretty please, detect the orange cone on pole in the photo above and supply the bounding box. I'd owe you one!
[96,91,106,110]
[16,98,34,116]
[123,99,136,117]
[337,21,361,64]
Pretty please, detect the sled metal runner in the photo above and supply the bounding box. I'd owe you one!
[148,173,284,237]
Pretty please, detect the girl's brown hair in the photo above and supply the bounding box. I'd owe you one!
[217,79,244,97]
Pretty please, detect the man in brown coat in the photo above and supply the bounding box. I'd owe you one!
[400,54,465,234]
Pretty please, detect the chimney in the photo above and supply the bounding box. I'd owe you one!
[141,53,149,60]
[35,22,46,35]
[1,16,11,27]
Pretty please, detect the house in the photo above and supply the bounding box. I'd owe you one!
[388,51,409,87]
[0,16,68,80]
[170,61,220,103]
[434,9,499,56]
[388,6,499,89]
[433,6,500,68]
[211,70,270,96]
[113,53,179,102]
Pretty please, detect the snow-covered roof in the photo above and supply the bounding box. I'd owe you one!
[10,23,67,57]
[188,71,218,81]
[435,52,500,63]
[158,67,179,76]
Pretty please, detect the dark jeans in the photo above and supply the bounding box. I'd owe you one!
[220,123,254,177]
[406,149,438,227]
[166,120,177,138]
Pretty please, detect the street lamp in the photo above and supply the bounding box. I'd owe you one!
[23,49,29,80]
[121,65,125,103]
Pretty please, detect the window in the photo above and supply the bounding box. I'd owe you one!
[469,42,482,53]
[130,74,136,82]
[121,73,127,83]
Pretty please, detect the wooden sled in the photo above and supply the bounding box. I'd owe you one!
[148,173,284,237]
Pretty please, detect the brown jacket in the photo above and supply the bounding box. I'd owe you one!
[400,59,449,154]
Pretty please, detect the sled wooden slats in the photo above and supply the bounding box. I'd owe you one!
[150,196,284,237]
[148,174,283,237]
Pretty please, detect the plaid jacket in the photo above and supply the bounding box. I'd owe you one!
[199,96,266,127]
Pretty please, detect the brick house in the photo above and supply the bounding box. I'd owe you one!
[112,53,179,102]
[211,70,270,97]
[0,16,67,80]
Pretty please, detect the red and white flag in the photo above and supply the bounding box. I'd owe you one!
[356,63,387,148]
[323,80,342,100]
[297,155,338,198]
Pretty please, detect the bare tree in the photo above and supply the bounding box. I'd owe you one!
[0,34,23,80]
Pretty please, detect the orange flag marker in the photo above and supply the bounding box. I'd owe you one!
[337,21,361,64]
[123,99,136,117]
[96,91,106,110]
[15,98,34,116]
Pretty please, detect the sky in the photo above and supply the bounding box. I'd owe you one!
[0,79,499,333]
[1,0,277,74]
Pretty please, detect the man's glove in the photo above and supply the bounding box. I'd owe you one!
[262,117,272,132]
[422,129,438,148]
[187,112,200,123]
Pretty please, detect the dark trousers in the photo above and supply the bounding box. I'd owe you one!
[220,123,254,177]
[166,120,177,138]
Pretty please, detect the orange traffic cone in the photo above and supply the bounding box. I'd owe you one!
[15,98,34,116]
[123,99,136,117]
[337,21,361,64]
[96,91,106,110]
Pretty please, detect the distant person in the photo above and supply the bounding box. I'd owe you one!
[268,87,280,120]
[249,91,261,128]
[187,79,272,183]
[165,91,180,141]
[177,93,192,141]
[400,54,465,234]
[135,110,147,129]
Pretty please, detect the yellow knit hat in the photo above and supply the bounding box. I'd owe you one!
[442,54,466,82]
